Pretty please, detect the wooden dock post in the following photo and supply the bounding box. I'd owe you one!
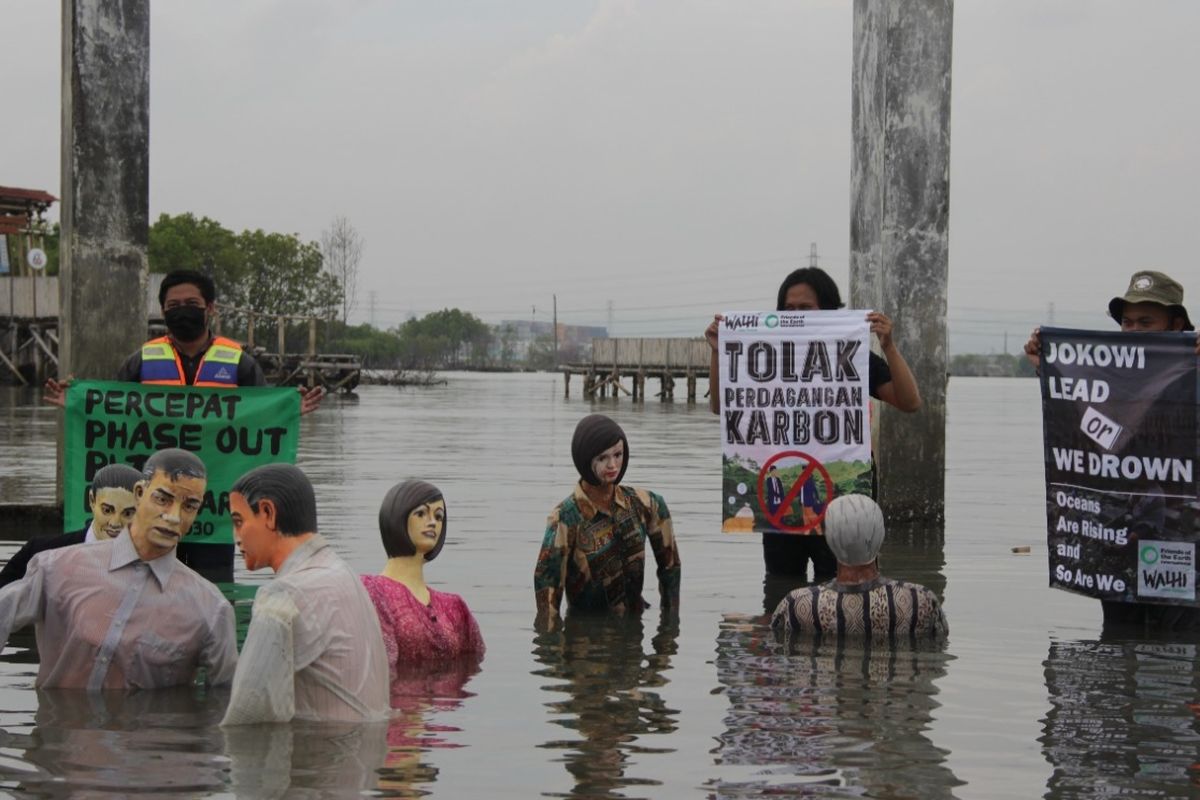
[686,368,696,403]
[851,0,953,521]
[562,338,708,404]
[563,371,570,398]
[307,317,318,387]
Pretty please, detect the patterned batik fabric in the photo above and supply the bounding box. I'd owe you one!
[770,576,948,641]
[534,483,681,618]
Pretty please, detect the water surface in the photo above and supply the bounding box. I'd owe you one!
[0,375,1196,798]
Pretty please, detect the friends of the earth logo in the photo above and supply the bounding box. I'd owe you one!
[724,313,808,332]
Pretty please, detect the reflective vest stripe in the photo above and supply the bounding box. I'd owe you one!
[139,336,243,388]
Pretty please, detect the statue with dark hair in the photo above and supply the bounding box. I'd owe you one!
[230,464,317,537]
[534,414,681,629]
[0,446,237,689]
[377,480,447,561]
[362,480,484,683]
[223,464,388,725]
[0,463,141,587]
[141,448,207,483]
[91,463,143,494]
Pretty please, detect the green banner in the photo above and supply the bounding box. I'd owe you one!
[63,380,300,546]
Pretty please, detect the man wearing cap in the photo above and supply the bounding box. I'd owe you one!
[534,414,681,629]
[1025,270,1200,631]
[771,494,948,640]
[1024,270,1198,370]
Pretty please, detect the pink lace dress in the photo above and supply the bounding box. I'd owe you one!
[360,576,485,677]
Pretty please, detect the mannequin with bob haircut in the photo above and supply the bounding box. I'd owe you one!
[362,480,484,683]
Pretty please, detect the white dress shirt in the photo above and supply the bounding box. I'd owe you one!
[221,534,390,725]
[0,531,237,689]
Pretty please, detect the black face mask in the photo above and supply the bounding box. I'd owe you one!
[164,306,209,342]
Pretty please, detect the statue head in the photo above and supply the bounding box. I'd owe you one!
[87,463,142,539]
[823,494,886,567]
[130,449,208,560]
[571,414,629,487]
[379,480,447,562]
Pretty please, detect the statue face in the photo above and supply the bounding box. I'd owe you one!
[407,499,446,556]
[230,491,276,572]
[129,470,206,560]
[89,486,137,539]
[590,440,625,486]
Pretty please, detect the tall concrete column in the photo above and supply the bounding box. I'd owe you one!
[850,0,952,521]
[60,0,149,381]
[58,0,149,503]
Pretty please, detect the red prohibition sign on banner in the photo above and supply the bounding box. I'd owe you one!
[756,450,835,534]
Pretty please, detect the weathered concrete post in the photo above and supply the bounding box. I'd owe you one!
[850,0,952,521]
[59,0,150,500]
[59,0,150,381]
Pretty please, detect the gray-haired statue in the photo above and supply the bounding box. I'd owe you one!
[771,494,948,641]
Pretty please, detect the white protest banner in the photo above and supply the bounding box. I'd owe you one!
[718,310,872,535]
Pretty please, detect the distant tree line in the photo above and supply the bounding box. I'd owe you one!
[329,317,568,371]
[948,353,1037,378]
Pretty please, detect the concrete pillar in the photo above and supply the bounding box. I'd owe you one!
[850,0,952,521]
[58,0,150,503]
[59,0,150,381]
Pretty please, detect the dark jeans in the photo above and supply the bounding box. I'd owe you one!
[761,533,836,581]
[1101,600,1200,633]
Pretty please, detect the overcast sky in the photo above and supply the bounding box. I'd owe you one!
[4,1,1197,352]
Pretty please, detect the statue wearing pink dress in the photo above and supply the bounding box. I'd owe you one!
[362,480,484,680]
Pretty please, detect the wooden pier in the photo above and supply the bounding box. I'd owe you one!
[563,338,711,402]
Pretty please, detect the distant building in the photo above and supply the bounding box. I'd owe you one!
[493,320,607,364]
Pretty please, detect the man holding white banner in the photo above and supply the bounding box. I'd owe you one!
[715,306,874,581]
[705,267,921,580]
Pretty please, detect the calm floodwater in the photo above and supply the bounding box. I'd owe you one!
[0,375,1196,799]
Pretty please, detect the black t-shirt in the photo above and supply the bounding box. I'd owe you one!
[116,340,266,386]
[868,351,892,400]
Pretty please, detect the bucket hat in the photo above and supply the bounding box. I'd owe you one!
[1108,271,1193,331]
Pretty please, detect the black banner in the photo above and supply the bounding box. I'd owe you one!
[1041,328,1198,605]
